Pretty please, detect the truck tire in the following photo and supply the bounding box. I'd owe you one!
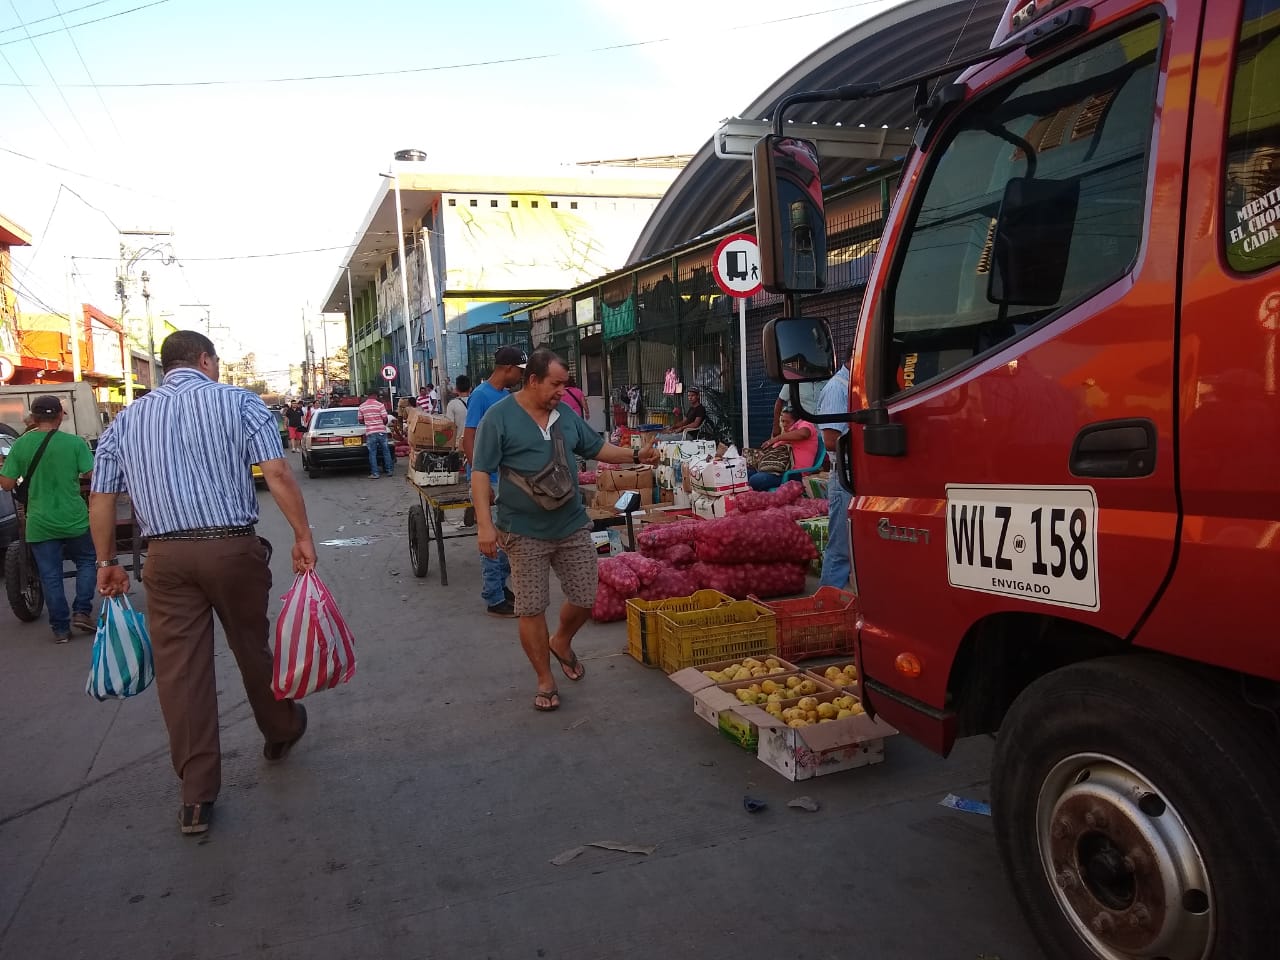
[992,655,1280,960]
[4,541,44,622]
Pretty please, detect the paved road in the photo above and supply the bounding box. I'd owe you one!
[0,456,1043,960]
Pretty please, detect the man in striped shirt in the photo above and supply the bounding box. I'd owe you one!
[89,330,316,837]
[358,390,394,479]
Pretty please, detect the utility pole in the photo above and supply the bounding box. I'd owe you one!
[141,270,157,388]
[179,303,211,334]
[66,257,82,382]
[117,229,174,402]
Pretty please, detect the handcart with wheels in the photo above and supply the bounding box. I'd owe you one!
[405,477,475,586]
[5,480,144,622]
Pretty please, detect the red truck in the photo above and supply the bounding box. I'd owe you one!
[757,1,1279,957]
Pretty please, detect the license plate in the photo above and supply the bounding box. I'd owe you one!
[343,436,361,447]
[945,484,1099,611]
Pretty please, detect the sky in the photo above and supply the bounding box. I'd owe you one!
[1,0,903,379]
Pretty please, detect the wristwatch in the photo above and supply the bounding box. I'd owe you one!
[632,448,639,464]
[96,558,119,569]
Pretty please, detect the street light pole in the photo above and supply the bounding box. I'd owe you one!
[388,169,417,397]
[344,264,360,394]
[66,257,82,382]
[141,270,157,388]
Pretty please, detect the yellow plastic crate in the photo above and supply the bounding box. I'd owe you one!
[626,590,732,667]
[657,600,777,674]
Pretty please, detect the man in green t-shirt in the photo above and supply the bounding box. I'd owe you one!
[472,349,658,712]
[0,395,96,643]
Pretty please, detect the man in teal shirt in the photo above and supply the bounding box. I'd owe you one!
[0,395,96,642]
[472,349,658,712]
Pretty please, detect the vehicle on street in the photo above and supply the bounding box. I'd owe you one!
[300,407,370,478]
[757,1,1280,958]
[0,433,18,556]
[0,382,108,448]
[251,409,290,487]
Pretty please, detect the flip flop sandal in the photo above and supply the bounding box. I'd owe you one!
[533,689,560,712]
[551,647,586,682]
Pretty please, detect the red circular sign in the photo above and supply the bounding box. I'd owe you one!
[712,232,762,298]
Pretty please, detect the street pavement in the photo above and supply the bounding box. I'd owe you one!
[0,456,1044,960]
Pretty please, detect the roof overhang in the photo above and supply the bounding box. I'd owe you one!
[320,167,680,315]
[628,0,1007,261]
[0,212,31,247]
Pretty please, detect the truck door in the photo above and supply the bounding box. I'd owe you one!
[849,4,1199,726]
[1136,0,1280,679]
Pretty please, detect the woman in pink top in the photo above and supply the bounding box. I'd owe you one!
[747,407,818,491]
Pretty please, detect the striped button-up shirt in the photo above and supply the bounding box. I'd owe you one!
[91,367,285,537]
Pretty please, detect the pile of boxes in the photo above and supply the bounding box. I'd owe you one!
[405,407,461,486]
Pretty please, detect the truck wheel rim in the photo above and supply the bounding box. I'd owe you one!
[1037,753,1213,960]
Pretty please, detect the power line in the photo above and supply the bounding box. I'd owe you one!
[0,1,891,87]
[5,0,95,148]
[0,0,173,49]
[0,46,69,147]
[75,243,354,261]
[0,141,167,196]
[0,0,116,37]
[52,0,125,141]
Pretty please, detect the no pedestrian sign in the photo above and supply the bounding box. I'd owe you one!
[712,233,762,298]
[381,363,397,381]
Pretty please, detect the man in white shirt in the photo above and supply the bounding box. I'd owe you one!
[816,348,853,589]
[773,379,828,435]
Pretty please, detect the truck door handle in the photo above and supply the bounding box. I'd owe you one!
[1069,418,1156,478]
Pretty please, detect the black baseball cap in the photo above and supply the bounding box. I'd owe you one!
[30,395,63,417]
[494,346,528,368]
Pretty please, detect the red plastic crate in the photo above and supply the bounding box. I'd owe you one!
[760,587,857,662]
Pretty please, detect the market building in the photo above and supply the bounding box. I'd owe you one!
[512,0,1006,447]
[319,163,684,401]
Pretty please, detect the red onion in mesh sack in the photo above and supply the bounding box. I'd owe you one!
[637,520,700,553]
[591,584,628,622]
[733,480,806,514]
[693,560,809,599]
[694,509,818,563]
[777,498,829,521]
[638,566,700,601]
[617,552,662,585]
[598,556,640,595]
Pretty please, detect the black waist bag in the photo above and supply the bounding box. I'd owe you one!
[500,426,576,510]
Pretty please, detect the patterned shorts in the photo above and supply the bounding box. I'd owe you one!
[499,526,598,617]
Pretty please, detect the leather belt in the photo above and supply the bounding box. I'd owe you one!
[150,524,256,541]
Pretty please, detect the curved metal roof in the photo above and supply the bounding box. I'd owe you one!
[629,0,1008,261]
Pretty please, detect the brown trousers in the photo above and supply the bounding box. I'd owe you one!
[143,534,302,804]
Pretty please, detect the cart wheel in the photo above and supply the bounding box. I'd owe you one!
[4,541,44,622]
[408,505,430,578]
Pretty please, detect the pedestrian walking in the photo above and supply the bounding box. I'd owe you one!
[471,348,658,712]
[284,401,305,452]
[817,346,854,590]
[462,347,527,616]
[445,374,471,452]
[0,395,96,643]
[358,389,394,478]
[89,330,316,837]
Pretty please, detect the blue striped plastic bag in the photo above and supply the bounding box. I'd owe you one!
[85,596,156,701]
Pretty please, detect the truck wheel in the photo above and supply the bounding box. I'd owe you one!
[408,505,429,577]
[4,542,44,622]
[992,655,1280,960]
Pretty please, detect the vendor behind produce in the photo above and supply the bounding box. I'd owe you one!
[745,405,818,491]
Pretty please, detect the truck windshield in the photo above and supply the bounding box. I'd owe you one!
[886,18,1162,392]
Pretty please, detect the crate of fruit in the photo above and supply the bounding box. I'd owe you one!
[625,590,732,668]
[757,586,856,662]
[657,600,777,674]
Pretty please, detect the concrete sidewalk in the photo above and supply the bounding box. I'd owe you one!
[0,463,1042,960]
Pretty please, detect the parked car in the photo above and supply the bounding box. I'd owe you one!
[300,408,370,478]
[250,409,290,487]
[0,427,19,557]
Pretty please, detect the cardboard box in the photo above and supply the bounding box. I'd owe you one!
[756,709,896,781]
[689,457,748,496]
[692,493,732,519]
[406,410,456,450]
[659,440,717,466]
[667,656,801,696]
[596,465,654,494]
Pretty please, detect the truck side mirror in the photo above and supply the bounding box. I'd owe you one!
[753,135,828,294]
[988,176,1080,307]
[763,316,836,382]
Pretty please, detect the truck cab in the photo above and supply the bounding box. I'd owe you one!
[757,0,1280,956]
[0,382,108,448]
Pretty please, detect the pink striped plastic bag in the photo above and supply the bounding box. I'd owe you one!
[272,570,357,700]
